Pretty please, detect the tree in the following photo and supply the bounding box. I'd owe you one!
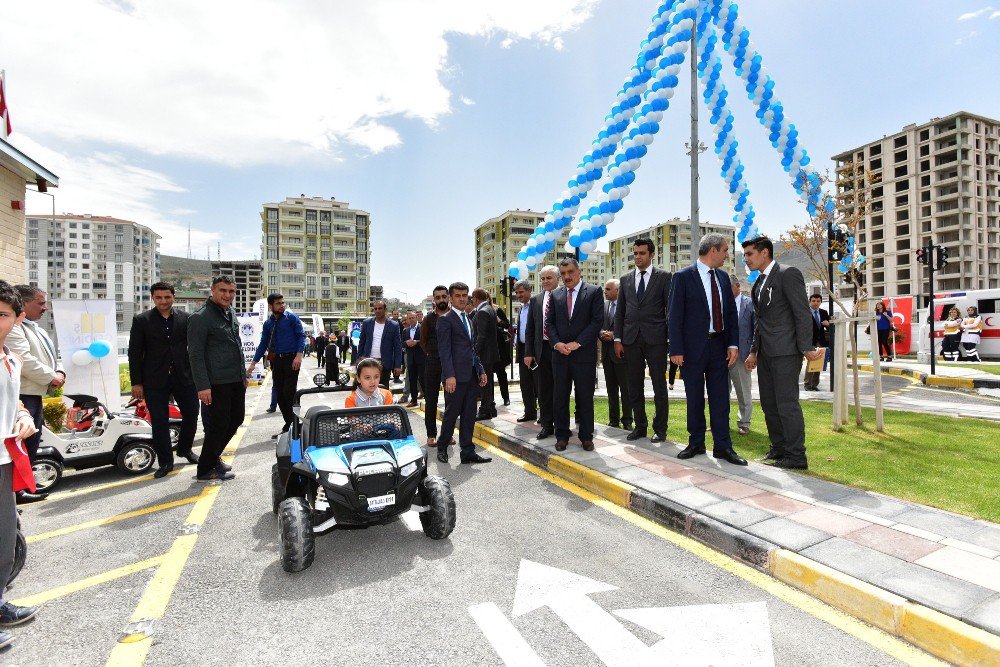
[779,160,877,427]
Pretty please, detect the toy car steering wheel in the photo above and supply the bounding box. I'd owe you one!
[370,424,400,439]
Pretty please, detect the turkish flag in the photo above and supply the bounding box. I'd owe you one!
[4,437,36,493]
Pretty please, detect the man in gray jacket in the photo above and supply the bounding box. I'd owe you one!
[742,237,823,469]
[728,274,755,435]
[187,276,246,481]
[613,238,671,442]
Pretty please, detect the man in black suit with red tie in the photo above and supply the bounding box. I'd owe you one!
[668,233,747,466]
[436,282,491,464]
[546,258,604,452]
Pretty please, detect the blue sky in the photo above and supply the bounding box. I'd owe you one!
[4,0,999,301]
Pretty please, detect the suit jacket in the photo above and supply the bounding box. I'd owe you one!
[750,262,814,357]
[734,293,756,361]
[602,301,626,365]
[515,303,531,362]
[358,318,403,370]
[402,324,425,364]
[523,291,547,359]
[6,320,64,397]
[473,303,500,368]
[810,308,830,347]
[437,309,485,383]
[667,264,738,360]
[128,308,194,389]
[545,282,604,363]
[614,266,672,347]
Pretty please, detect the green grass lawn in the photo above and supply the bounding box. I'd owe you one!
[939,363,1000,376]
[582,398,1000,522]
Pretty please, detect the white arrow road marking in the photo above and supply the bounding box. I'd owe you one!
[614,601,775,666]
[510,559,650,667]
[468,602,546,667]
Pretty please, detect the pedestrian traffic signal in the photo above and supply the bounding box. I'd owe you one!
[828,226,847,262]
[916,246,930,265]
[935,245,949,270]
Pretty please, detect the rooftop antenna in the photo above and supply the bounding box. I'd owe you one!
[187,223,192,259]
[217,241,220,261]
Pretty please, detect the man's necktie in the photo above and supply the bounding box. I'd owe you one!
[752,274,762,307]
[542,294,550,340]
[460,312,472,339]
[637,271,647,301]
[609,301,616,321]
[709,269,723,334]
[567,287,574,318]
[813,310,821,327]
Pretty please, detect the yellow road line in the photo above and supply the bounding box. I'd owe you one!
[106,379,267,667]
[43,465,190,503]
[11,555,165,608]
[27,493,206,544]
[473,435,945,667]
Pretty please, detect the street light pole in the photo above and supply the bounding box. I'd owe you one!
[689,25,701,261]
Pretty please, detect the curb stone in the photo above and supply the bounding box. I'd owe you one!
[853,363,1000,390]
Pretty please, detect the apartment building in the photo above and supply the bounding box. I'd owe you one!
[369,285,384,312]
[606,217,737,279]
[834,111,1000,301]
[211,259,263,314]
[25,214,160,333]
[260,195,372,317]
[475,209,607,311]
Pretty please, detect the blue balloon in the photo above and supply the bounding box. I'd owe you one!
[578,252,589,262]
[581,229,594,242]
[88,340,111,358]
[518,251,527,261]
[569,234,581,248]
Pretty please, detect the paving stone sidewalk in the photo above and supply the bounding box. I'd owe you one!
[475,400,1000,638]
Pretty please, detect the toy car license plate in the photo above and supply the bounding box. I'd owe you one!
[367,493,395,511]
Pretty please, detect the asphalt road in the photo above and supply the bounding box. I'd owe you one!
[6,372,942,666]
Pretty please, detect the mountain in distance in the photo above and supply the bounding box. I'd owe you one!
[160,254,213,289]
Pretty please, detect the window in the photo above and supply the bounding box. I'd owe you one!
[894,150,907,163]
[266,208,278,220]
[305,210,317,221]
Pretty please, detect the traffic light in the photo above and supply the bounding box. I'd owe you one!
[828,226,846,262]
[935,245,949,270]
[916,245,930,265]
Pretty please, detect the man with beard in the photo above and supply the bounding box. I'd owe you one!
[420,286,450,446]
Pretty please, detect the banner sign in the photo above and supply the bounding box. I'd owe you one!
[238,314,265,382]
[311,314,324,337]
[350,320,362,349]
[51,299,121,411]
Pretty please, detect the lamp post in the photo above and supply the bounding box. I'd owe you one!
[685,25,708,262]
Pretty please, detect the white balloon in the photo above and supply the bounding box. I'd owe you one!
[564,241,575,253]
[525,256,538,269]
[72,349,95,366]
[579,219,592,231]
[545,231,556,242]
[544,214,554,223]
[664,88,675,100]
[581,241,595,254]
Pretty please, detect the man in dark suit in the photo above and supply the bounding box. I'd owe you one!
[523,265,560,440]
[613,238,671,442]
[471,288,500,420]
[401,312,425,407]
[357,300,403,387]
[337,330,350,363]
[803,294,830,391]
[436,282,491,464]
[668,233,747,466]
[129,282,201,478]
[743,236,824,470]
[513,280,538,423]
[600,279,631,430]
[728,274,756,435]
[546,258,604,452]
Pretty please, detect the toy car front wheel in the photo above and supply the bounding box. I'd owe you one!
[32,457,63,493]
[418,475,456,540]
[278,497,315,573]
[116,441,157,475]
[271,464,283,514]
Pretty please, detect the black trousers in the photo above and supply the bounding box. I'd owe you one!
[404,353,424,400]
[681,337,733,452]
[479,363,496,414]
[271,354,300,431]
[877,329,892,357]
[603,360,631,426]
[439,379,479,459]
[534,344,554,429]
[552,357,596,441]
[757,352,806,465]
[145,376,199,467]
[516,343,537,418]
[423,357,442,438]
[315,344,327,366]
[378,366,392,388]
[198,381,246,477]
[339,345,349,363]
[494,363,509,404]
[18,394,43,462]
[669,361,679,385]
[624,339,669,434]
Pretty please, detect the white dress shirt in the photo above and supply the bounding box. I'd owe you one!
[564,282,583,319]
[370,321,385,359]
[695,260,726,334]
[518,304,529,343]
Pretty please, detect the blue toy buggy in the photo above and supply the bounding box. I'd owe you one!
[271,376,456,572]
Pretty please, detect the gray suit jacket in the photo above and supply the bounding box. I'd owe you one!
[6,320,64,397]
[750,263,814,358]
[735,293,755,361]
[613,266,671,347]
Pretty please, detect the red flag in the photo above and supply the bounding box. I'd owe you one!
[0,70,11,139]
[4,437,36,493]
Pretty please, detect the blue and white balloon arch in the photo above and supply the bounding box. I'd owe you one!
[508,0,864,283]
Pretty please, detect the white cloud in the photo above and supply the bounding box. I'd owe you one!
[459,96,476,106]
[991,10,1000,18]
[955,30,979,44]
[1,0,599,166]
[14,134,260,259]
[957,6,993,20]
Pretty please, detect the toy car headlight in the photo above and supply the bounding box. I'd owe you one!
[324,472,350,486]
[399,461,419,478]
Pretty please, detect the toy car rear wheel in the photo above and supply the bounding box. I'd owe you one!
[116,441,156,475]
[418,475,456,540]
[32,457,63,493]
[271,464,283,514]
[278,496,315,573]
